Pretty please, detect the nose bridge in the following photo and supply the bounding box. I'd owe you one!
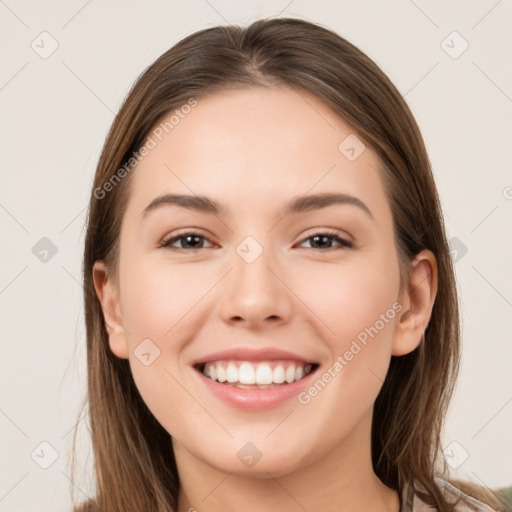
[233,234,278,292]
[219,234,291,324]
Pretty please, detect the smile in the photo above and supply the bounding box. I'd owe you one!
[192,360,320,409]
[196,360,317,388]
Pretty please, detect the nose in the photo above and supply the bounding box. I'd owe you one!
[219,240,293,329]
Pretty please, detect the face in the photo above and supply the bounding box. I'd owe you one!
[94,85,433,479]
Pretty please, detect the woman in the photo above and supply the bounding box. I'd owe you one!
[72,17,505,512]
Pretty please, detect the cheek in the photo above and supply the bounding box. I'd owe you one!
[296,262,400,414]
[299,257,400,369]
[118,255,216,412]
[120,254,210,339]
[118,256,205,431]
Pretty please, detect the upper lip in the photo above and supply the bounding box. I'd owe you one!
[191,347,319,367]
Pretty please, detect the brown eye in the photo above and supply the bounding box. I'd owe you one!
[158,230,352,252]
[159,232,215,251]
[298,231,352,251]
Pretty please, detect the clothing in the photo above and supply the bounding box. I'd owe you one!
[400,476,498,512]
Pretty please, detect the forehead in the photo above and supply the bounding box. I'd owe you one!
[123,86,390,225]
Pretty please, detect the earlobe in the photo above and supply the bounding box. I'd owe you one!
[92,261,129,359]
[392,249,438,357]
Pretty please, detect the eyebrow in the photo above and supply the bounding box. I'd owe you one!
[141,192,373,220]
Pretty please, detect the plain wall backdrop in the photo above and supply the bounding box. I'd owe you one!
[0,1,511,511]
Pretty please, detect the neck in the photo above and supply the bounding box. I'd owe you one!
[174,407,400,512]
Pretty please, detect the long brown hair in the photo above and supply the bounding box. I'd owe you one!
[71,17,500,512]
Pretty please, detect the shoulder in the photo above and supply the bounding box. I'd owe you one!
[406,477,505,512]
[435,477,500,511]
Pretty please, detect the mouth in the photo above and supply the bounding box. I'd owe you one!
[193,360,320,389]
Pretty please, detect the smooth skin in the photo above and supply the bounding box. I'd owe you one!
[93,86,437,512]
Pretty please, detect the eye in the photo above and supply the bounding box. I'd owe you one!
[159,229,353,252]
[159,231,215,251]
[297,230,353,251]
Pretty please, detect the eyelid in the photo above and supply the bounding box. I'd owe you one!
[299,227,353,245]
[296,228,353,250]
[158,228,216,248]
[159,227,353,251]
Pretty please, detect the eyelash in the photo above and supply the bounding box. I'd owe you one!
[158,229,353,252]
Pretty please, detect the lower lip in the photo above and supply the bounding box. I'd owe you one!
[192,365,319,410]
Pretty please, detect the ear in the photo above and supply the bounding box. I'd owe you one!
[392,249,438,356]
[92,261,129,359]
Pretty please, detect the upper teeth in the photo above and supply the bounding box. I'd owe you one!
[202,360,313,385]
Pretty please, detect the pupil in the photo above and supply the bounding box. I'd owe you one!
[185,235,201,248]
[313,235,331,248]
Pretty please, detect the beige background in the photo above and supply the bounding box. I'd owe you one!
[0,1,511,510]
